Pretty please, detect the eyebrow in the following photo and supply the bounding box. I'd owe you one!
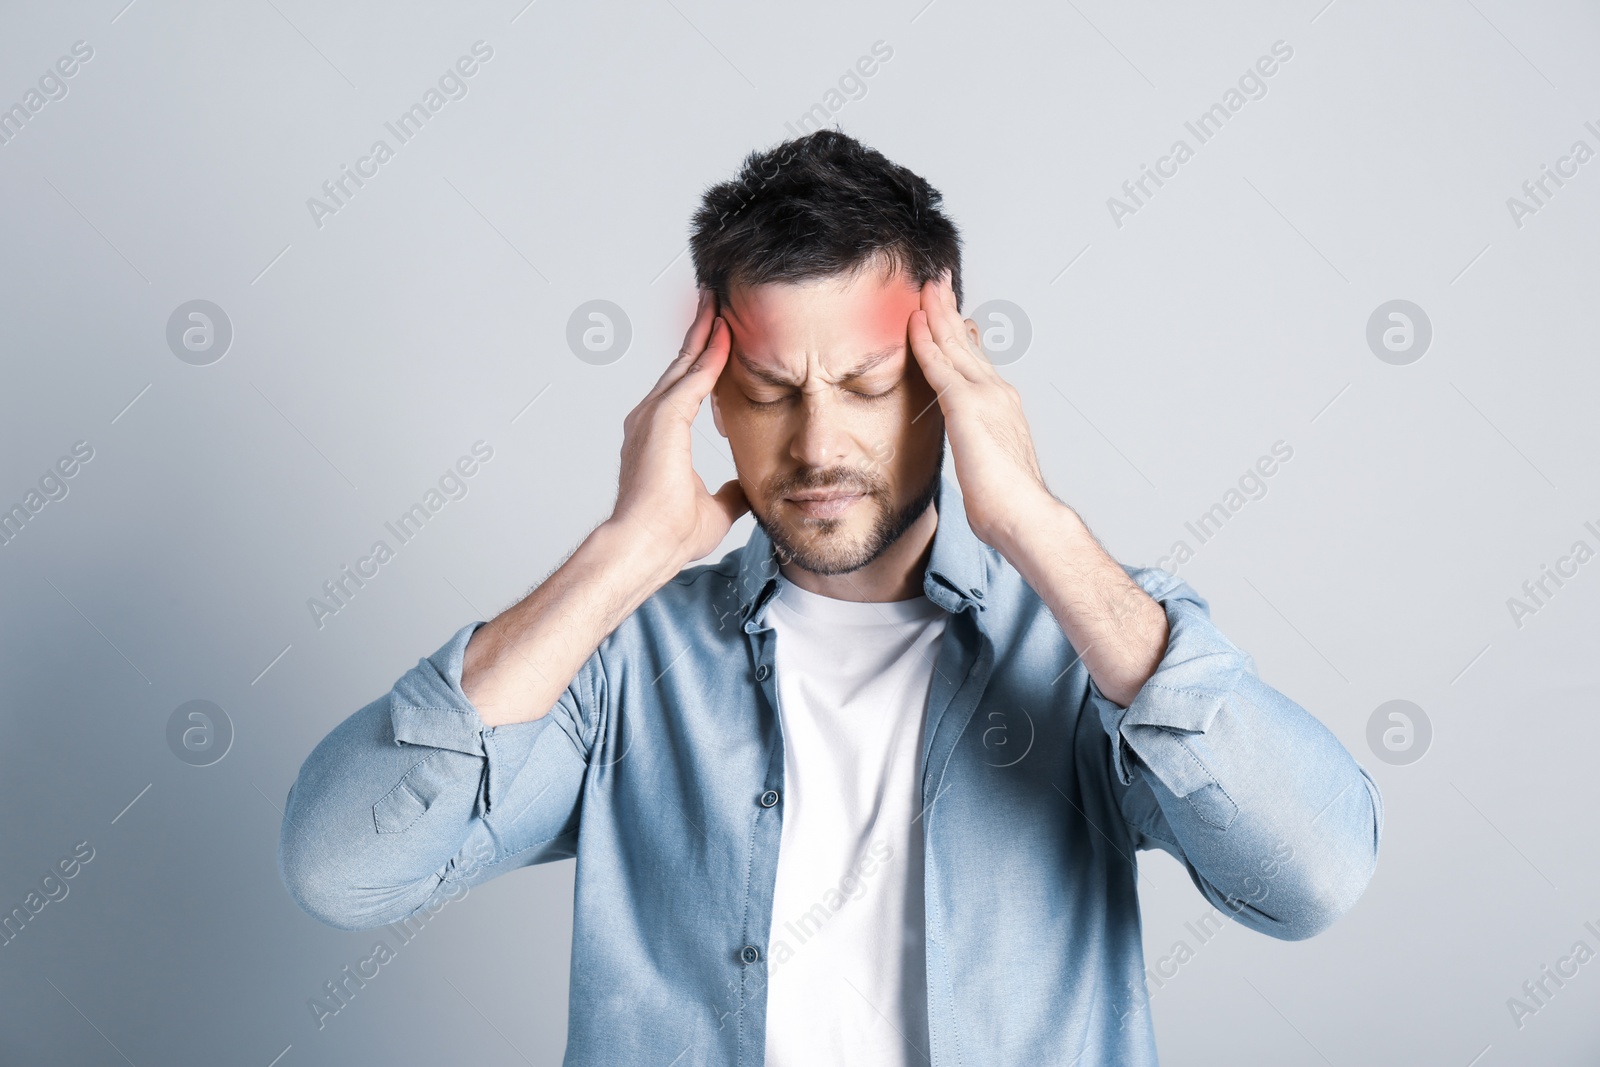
[733,343,903,388]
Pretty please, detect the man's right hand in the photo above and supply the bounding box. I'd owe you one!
[608,287,749,569]
[462,289,748,726]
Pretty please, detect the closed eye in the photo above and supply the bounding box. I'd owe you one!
[748,386,895,408]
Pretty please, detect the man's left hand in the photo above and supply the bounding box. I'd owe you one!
[907,269,1055,552]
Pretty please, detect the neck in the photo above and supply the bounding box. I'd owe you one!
[779,500,939,603]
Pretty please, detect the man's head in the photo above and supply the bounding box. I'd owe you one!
[688,130,963,577]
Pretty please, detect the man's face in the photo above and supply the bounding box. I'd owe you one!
[709,262,946,577]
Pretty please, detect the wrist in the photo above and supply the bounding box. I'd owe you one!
[986,489,1077,562]
[592,517,689,587]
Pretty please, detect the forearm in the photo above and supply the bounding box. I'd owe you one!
[1111,666,1382,939]
[282,617,598,931]
[281,693,489,929]
[994,496,1169,707]
[1083,569,1384,940]
[463,519,680,727]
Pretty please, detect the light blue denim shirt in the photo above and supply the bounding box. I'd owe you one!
[279,474,1382,1065]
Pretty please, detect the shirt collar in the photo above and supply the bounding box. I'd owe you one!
[733,472,988,630]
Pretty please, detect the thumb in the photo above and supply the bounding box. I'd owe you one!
[710,477,751,527]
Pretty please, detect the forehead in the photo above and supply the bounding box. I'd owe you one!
[723,264,922,370]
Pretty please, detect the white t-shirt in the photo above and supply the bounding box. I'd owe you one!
[762,578,949,1066]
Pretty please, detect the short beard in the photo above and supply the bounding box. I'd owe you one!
[754,438,945,578]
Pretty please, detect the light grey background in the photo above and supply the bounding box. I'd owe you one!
[2,0,1597,1064]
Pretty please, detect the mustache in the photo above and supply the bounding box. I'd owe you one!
[772,468,880,497]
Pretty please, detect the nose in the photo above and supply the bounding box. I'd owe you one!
[788,389,848,472]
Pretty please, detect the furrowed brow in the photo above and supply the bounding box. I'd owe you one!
[734,343,903,387]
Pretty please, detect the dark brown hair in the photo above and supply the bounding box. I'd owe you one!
[689,129,964,310]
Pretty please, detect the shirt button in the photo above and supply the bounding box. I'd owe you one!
[740,945,761,964]
[969,586,984,599]
[755,664,769,681]
[759,789,780,808]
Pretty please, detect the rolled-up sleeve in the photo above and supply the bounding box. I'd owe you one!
[1085,565,1383,941]
[278,620,601,931]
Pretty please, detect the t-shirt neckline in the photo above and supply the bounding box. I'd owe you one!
[774,577,946,625]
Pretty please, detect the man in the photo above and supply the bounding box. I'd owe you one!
[279,129,1382,1065]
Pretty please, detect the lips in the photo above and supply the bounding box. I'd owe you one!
[785,491,866,519]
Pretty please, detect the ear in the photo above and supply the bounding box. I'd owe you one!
[964,317,981,349]
[709,376,727,438]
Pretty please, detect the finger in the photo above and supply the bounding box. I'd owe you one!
[646,289,718,400]
[907,307,961,397]
[923,275,966,347]
[931,269,967,339]
[940,268,960,314]
[681,286,716,359]
[919,278,986,383]
[668,315,732,406]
